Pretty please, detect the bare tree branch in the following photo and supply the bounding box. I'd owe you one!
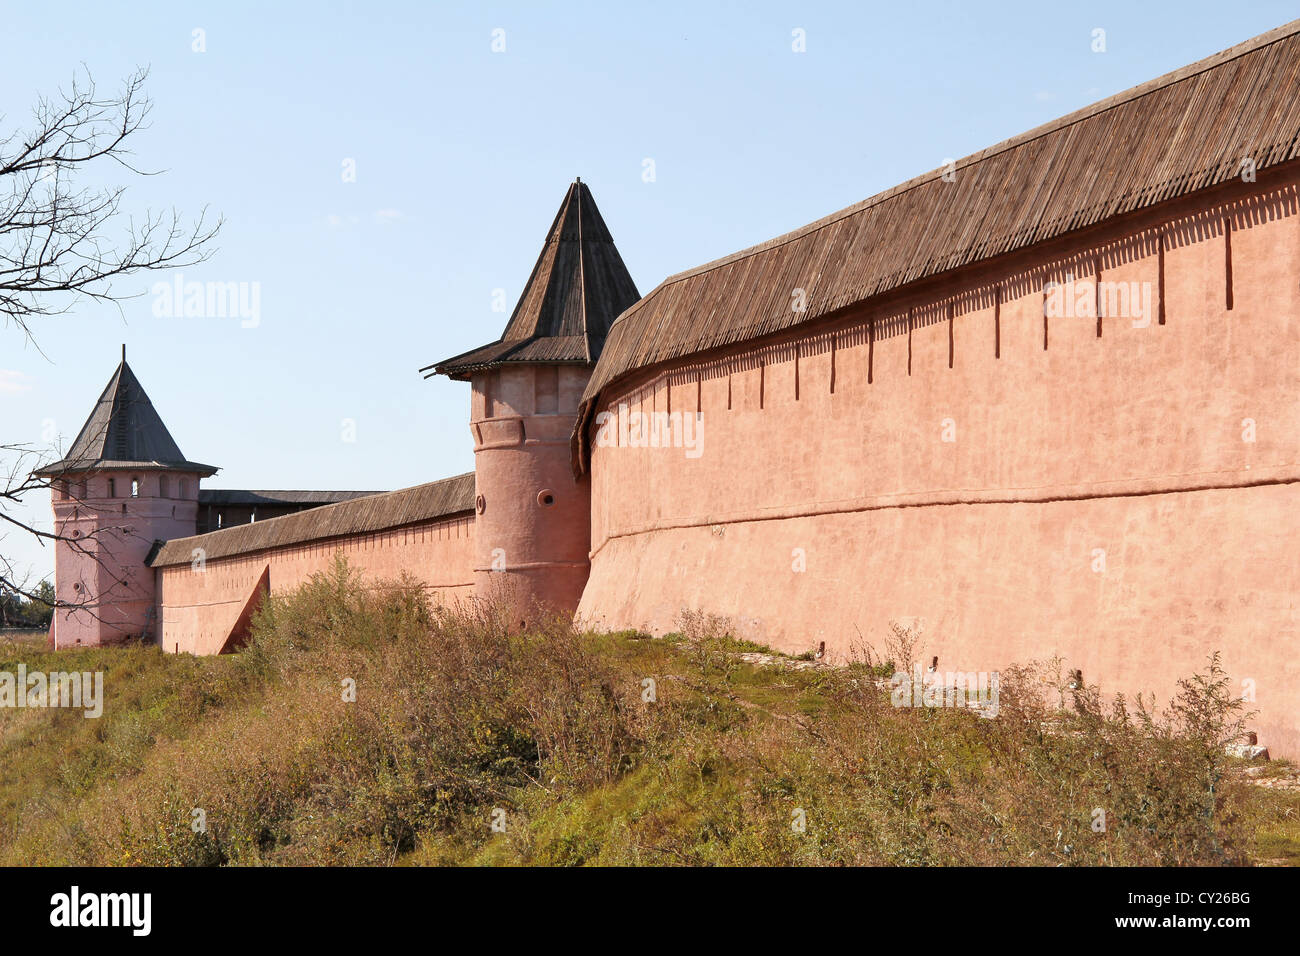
[0,66,222,342]
[1,66,221,628]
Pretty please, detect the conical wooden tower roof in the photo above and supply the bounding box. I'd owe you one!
[423,179,640,380]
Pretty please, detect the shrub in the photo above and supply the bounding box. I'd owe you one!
[0,560,1270,867]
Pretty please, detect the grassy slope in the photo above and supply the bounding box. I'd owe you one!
[1,563,1296,867]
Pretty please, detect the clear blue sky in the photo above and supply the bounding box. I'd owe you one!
[2,0,1295,584]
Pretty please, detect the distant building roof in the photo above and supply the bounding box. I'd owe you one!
[35,347,218,478]
[197,489,385,506]
[149,472,475,567]
[579,20,1300,415]
[423,179,640,379]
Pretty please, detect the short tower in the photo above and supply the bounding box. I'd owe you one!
[423,180,639,617]
[35,348,218,647]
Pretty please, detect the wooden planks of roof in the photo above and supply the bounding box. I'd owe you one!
[195,489,385,506]
[35,356,219,477]
[149,473,475,567]
[424,180,639,379]
[579,21,1300,416]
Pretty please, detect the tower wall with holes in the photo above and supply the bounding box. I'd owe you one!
[469,364,592,617]
[50,469,201,648]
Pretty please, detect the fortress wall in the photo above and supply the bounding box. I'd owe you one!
[579,169,1300,756]
[157,513,475,656]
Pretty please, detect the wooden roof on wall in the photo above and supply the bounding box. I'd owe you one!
[423,180,640,380]
[149,472,475,567]
[579,20,1300,414]
[196,489,385,507]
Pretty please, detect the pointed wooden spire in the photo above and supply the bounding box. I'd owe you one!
[423,180,640,380]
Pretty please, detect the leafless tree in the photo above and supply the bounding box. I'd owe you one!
[1,66,221,619]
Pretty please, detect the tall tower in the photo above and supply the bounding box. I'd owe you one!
[34,348,218,648]
[423,180,639,617]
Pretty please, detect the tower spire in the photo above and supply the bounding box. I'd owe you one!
[422,178,639,380]
[33,357,217,477]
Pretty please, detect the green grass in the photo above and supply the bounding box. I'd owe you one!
[0,558,1293,866]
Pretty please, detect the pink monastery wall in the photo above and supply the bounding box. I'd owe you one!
[156,513,475,656]
[578,165,1300,757]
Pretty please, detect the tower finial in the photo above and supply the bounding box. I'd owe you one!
[121,343,126,363]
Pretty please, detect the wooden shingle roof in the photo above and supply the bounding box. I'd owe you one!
[423,179,640,380]
[149,473,475,567]
[35,349,218,477]
[196,489,385,507]
[578,20,1300,422]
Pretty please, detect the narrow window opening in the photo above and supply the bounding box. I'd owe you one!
[1095,257,1103,338]
[1224,215,1234,311]
[1157,229,1166,325]
[907,308,914,375]
[994,285,1001,358]
[867,317,875,384]
[1042,277,1050,350]
[947,302,954,368]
